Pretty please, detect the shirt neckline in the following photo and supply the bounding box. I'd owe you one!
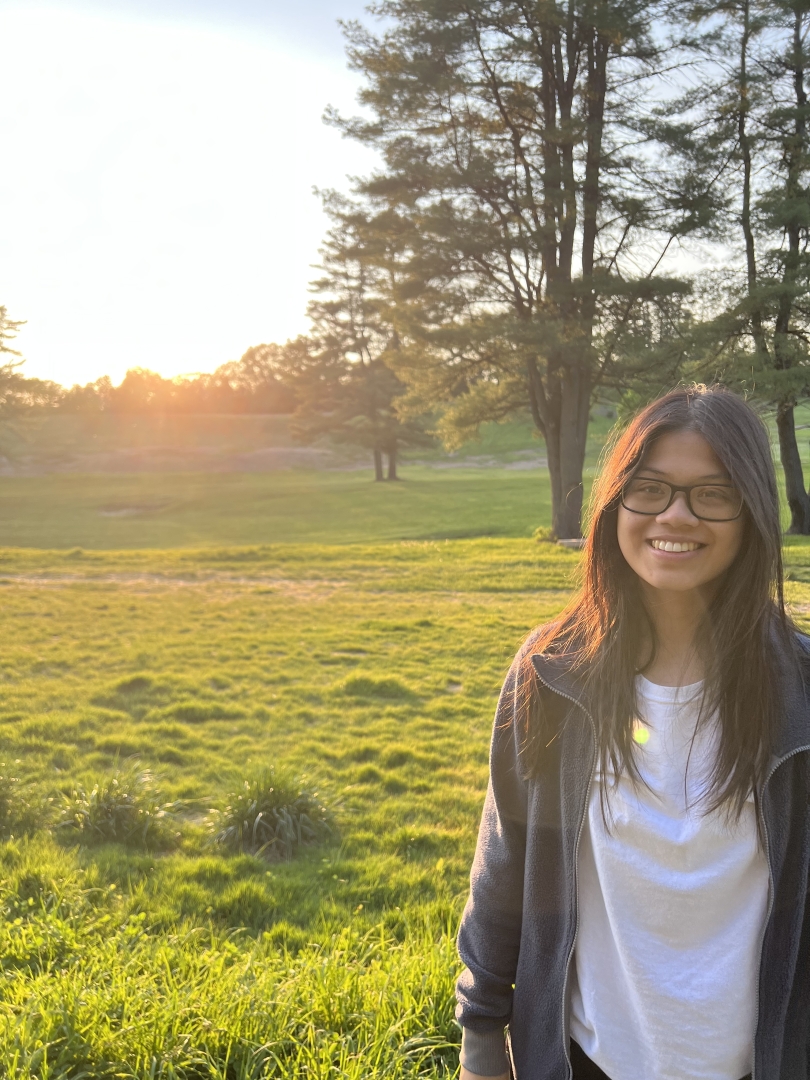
[636,673,704,703]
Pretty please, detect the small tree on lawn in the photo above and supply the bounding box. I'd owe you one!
[276,194,431,480]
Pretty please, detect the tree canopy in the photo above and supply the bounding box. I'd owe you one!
[655,0,810,531]
[326,0,709,535]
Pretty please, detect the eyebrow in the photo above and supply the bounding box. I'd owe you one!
[638,468,732,482]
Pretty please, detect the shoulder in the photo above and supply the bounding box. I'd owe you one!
[499,625,549,684]
[492,626,558,738]
[501,623,571,697]
[511,621,567,664]
[499,624,580,770]
[789,631,810,691]
[784,629,810,681]
[516,625,547,661]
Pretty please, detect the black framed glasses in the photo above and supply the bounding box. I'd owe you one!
[621,476,744,521]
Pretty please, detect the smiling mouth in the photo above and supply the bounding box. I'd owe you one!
[649,540,703,553]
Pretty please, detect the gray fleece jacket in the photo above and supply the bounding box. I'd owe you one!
[455,631,810,1080]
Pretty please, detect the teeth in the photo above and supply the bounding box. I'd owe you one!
[651,540,700,552]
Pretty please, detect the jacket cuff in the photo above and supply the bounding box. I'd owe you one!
[460,1026,509,1077]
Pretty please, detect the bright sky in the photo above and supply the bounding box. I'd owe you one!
[0,0,377,386]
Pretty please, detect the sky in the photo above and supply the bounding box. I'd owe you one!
[0,0,379,386]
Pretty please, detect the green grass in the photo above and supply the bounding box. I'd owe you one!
[0,538,583,1077]
[0,416,617,550]
[0,468,555,549]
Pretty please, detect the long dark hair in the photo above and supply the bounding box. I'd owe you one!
[523,384,794,819]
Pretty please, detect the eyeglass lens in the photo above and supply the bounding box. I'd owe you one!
[622,478,742,520]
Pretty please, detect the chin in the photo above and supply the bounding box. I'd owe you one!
[640,566,704,590]
[644,569,720,595]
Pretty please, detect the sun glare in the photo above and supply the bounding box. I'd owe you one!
[0,3,375,387]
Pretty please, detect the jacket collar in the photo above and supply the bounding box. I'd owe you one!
[530,651,590,712]
[531,630,810,765]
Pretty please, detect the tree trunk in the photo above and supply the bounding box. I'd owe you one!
[387,447,398,480]
[529,19,603,542]
[581,32,607,289]
[738,0,770,368]
[776,400,810,533]
[528,355,590,539]
[772,7,809,534]
[553,367,590,539]
[373,447,384,481]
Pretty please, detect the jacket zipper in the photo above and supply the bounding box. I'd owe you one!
[751,742,810,1080]
[533,666,597,1080]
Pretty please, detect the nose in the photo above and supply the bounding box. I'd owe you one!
[656,490,699,526]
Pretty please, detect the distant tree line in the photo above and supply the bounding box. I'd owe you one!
[5,0,810,530]
[57,348,297,416]
[0,313,296,418]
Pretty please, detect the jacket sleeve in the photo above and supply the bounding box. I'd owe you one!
[455,644,531,1073]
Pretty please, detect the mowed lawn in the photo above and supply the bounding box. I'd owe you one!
[2,456,810,1077]
[0,467,552,549]
[0,414,612,550]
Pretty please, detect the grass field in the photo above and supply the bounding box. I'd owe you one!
[0,539,581,1078]
[0,417,613,550]
[0,468,553,549]
[2,415,810,1078]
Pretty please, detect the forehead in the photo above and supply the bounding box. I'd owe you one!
[639,430,730,481]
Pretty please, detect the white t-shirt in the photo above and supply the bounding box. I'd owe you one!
[570,676,769,1080]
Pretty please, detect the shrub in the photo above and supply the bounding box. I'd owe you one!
[55,768,181,850]
[212,770,332,861]
[532,525,555,543]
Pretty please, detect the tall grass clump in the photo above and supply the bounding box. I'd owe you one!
[212,770,332,860]
[0,764,50,838]
[55,768,181,850]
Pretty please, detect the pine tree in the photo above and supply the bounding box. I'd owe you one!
[0,307,24,360]
[331,0,702,536]
[274,195,431,480]
[661,0,810,531]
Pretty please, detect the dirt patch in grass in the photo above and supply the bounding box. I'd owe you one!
[97,500,176,517]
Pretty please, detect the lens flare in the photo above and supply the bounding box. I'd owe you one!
[632,720,650,745]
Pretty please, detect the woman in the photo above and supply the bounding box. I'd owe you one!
[456,386,810,1080]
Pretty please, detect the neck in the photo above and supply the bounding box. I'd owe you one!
[639,584,709,686]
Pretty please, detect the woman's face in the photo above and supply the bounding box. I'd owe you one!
[616,429,745,597]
